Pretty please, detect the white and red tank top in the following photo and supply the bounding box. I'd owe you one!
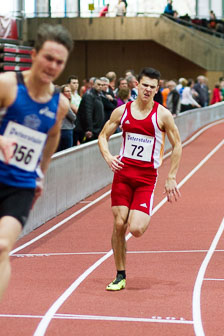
[119,101,165,169]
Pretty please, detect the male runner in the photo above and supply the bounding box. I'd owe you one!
[0,23,73,299]
[98,67,182,290]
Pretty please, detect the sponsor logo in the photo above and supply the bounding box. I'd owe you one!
[125,120,130,124]
[39,107,55,119]
[140,203,147,208]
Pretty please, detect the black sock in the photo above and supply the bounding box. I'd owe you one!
[117,270,126,279]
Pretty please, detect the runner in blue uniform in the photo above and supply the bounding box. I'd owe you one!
[0,23,73,300]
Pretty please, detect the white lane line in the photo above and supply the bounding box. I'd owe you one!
[55,314,192,324]
[34,140,224,336]
[11,249,224,258]
[0,313,193,324]
[10,190,111,255]
[10,119,224,256]
[193,217,224,336]
[204,278,224,281]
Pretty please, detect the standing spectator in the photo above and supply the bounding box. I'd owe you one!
[77,78,105,142]
[100,77,117,123]
[122,0,128,16]
[114,77,128,97]
[126,75,138,101]
[194,76,209,107]
[161,80,170,107]
[99,3,110,17]
[67,75,81,113]
[181,79,200,112]
[79,78,90,97]
[116,87,131,107]
[164,0,174,16]
[116,0,126,17]
[57,85,76,151]
[166,80,181,116]
[210,83,222,104]
[106,71,117,91]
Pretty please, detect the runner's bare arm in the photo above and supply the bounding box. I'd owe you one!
[40,94,69,175]
[158,106,182,202]
[98,105,125,172]
[0,73,18,163]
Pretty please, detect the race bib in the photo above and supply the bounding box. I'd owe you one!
[0,121,47,171]
[123,132,154,162]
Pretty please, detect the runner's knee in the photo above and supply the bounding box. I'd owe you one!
[130,227,144,238]
[0,239,10,260]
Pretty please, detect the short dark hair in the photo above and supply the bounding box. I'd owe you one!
[138,67,161,84]
[67,75,78,84]
[34,24,73,54]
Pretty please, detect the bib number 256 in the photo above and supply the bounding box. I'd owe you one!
[13,144,34,165]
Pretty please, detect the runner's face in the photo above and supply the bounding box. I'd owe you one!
[138,76,159,102]
[32,41,69,83]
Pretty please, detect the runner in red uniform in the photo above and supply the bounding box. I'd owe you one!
[98,67,182,291]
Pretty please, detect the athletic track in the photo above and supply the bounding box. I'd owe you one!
[0,120,223,336]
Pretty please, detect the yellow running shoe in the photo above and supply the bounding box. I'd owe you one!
[106,275,126,291]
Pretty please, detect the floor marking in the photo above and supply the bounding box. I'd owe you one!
[0,313,193,324]
[54,314,192,324]
[11,249,224,258]
[193,217,224,336]
[34,139,224,336]
[204,278,224,281]
[10,119,224,257]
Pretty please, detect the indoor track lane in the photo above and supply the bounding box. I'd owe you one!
[0,120,223,336]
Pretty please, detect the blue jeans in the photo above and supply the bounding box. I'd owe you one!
[58,129,73,151]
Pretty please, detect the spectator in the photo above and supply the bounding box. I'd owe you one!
[57,85,76,151]
[99,4,110,17]
[80,78,91,97]
[176,77,187,98]
[166,80,181,116]
[67,75,81,113]
[208,10,217,29]
[125,69,135,78]
[116,87,131,107]
[100,76,117,122]
[114,77,128,97]
[210,82,222,104]
[161,80,170,107]
[164,0,174,16]
[106,71,117,91]
[181,79,200,112]
[122,0,128,16]
[126,74,138,101]
[77,78,105,142]
[116,0,126,17]
[194,75,209,107]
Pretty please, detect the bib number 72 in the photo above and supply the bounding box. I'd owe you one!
[131,144,144,157]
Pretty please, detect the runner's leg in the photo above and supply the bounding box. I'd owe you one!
[111,205,129,271]
[0,216,22,300]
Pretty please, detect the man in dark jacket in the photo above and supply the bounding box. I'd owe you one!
[100,76,117,123]
[77,78,105,142]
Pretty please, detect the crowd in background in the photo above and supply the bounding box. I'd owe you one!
[57,69,223,152]
[164,0,224,36]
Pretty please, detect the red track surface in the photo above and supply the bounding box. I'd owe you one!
[0,121,223,336]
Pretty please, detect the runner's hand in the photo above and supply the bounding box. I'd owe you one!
[164,177,181,203]
[0,136,16,164]
[108,155,124,173]
[31,178,44,209]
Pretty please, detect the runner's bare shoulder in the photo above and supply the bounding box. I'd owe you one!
[0,72,17,107]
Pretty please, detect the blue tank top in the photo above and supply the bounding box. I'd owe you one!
[0,72,60,188]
